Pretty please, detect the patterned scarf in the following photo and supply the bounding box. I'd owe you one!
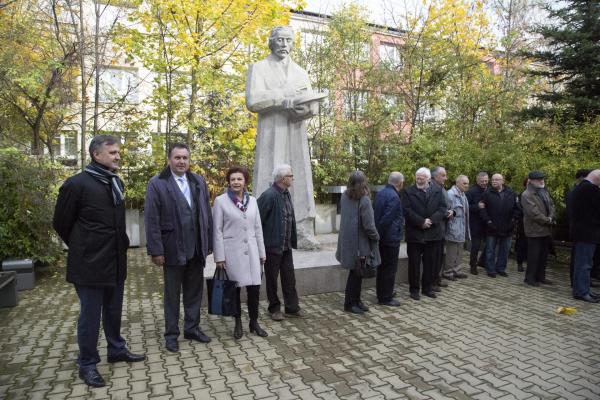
[84,160,125,206]
[227,188,249,212]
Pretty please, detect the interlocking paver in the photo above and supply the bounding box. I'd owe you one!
[1,247,599,399]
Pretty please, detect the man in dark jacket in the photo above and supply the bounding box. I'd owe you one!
[257,164,306,320]
[521,171,555,286]
[566,169,592,286]
[402,167,447,300]
[53,135,145,388]
[479,173,520,278]
[373,171,404,306]
[466,171,489,275]
[570,169,600,303]
[145,143,213,353]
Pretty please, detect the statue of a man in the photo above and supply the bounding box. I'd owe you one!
[246,26,324,249]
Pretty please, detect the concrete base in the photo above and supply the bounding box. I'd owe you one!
[204,234,408,301]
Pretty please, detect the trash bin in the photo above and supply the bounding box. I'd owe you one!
[0,271,18,307]
[2,259,35,291]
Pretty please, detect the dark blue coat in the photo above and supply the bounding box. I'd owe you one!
[466,184,487,238]
[479,186,520,237]
[570,180,600,243]
[373,184,404,247]
[144,167,213,266]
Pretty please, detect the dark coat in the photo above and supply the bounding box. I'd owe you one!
[373,184,404,247]
[144,167,213,266]
[257,184,297,254]
[479,186,520,237]
[570,180,600,243]
[465,184,487,238]
[402,184,447,243]
[336,194,381,269]
[53,171,129,287]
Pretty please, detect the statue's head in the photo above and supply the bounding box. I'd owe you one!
[268,26,295,60]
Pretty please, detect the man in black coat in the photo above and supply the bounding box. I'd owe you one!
[53,135,145,388]
[145,143,213,352]
[566,169,592,286]
[570,169,600,303]
[257,164,306,321]
[402,167,447,300]
[479,173,520,278]
[465,171,489,275]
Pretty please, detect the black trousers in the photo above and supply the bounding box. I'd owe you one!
[434,239,445,284]
[407,241,440,294]
[469,236,487,268]
[163,255,204,341]
[515,236,528,266]
[377,244,400,302]
[525,236,550,284]
[345,269,363,307]
[75,282,127,371]
[264,250,299,314]
[235,285,260,320]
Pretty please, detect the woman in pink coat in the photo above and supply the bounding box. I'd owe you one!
[213,167,267,339]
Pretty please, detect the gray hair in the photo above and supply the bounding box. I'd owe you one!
[388,171,404,185]
[431,166,446,178]
[268,26,294,47]
[415,167,431,179]
[272,164,292,182]
[89,134,119,159]
[455,174,469,184]
[476,171,489,179]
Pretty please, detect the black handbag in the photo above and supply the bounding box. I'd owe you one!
[354,199,376,279]
[206,268,239,316]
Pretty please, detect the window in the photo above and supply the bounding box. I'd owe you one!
[382,94,405,122]
[379,43,401,68]
[98,68,140,103]
[342,90,369,119]
[301,30,325,51]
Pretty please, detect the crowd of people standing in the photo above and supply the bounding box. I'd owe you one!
[53,134,600,387]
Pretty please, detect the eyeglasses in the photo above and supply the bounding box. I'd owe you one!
[285,174,294,178]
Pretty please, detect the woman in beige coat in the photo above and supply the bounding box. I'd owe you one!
[213,167,267,339]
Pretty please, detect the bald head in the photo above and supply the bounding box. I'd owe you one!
[586,169,600,186]
[491,173,504,191]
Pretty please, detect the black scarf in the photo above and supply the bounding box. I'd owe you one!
[84,160,125,206]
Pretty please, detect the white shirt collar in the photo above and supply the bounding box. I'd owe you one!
[171,171,188,182]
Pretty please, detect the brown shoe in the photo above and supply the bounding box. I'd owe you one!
[270,311,284,321]
[285,309,307,318]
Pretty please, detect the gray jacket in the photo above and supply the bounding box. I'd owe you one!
[445,185,470,242]
[336,193,381,269]
[521,185,555,237]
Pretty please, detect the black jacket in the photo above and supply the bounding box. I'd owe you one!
[144,167,213,266]
[570,180,600,243]
[53,171,129,287]
[466,184,487,238]
[373,184,404,247]
[479,186,520,237]
[257,185,297,254]
[402,184,447,243]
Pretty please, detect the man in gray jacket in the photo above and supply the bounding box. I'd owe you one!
[443,175,471,280]
[521,171,555,286]
[145,143,213,353]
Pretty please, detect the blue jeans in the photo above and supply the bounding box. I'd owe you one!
[485,236,511,274]
[75,283,127,371]
[573,242,596,297]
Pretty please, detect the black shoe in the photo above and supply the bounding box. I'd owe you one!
[79,368,105,388]
[590,292,600,299]
[357,302,370,312]
[422,291,437,298]
[524,280,540,287]
[344,305,365,314]
[233,317,243,340]
[539,279,553,285]
[497,272,508,277]
[443,275,456,281]
[184,329,211,343]
[455,273,468,279]
[590,281,600,288]
[410,292,420,301]
[432,285,442,292]
[378,299,401,307]
[573,294,600,303]
[487,273,497,278]
[470,266,478,275]
[249,319,268,337]
[107,350,146,363]
[517,265,524,272]
[165,341,179,353]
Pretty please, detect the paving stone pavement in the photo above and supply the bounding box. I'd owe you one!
[1,248,599,400]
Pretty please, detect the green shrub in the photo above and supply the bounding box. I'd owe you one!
[0,148,63,263]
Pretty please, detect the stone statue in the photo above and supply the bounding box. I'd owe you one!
[246,26,327,249]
